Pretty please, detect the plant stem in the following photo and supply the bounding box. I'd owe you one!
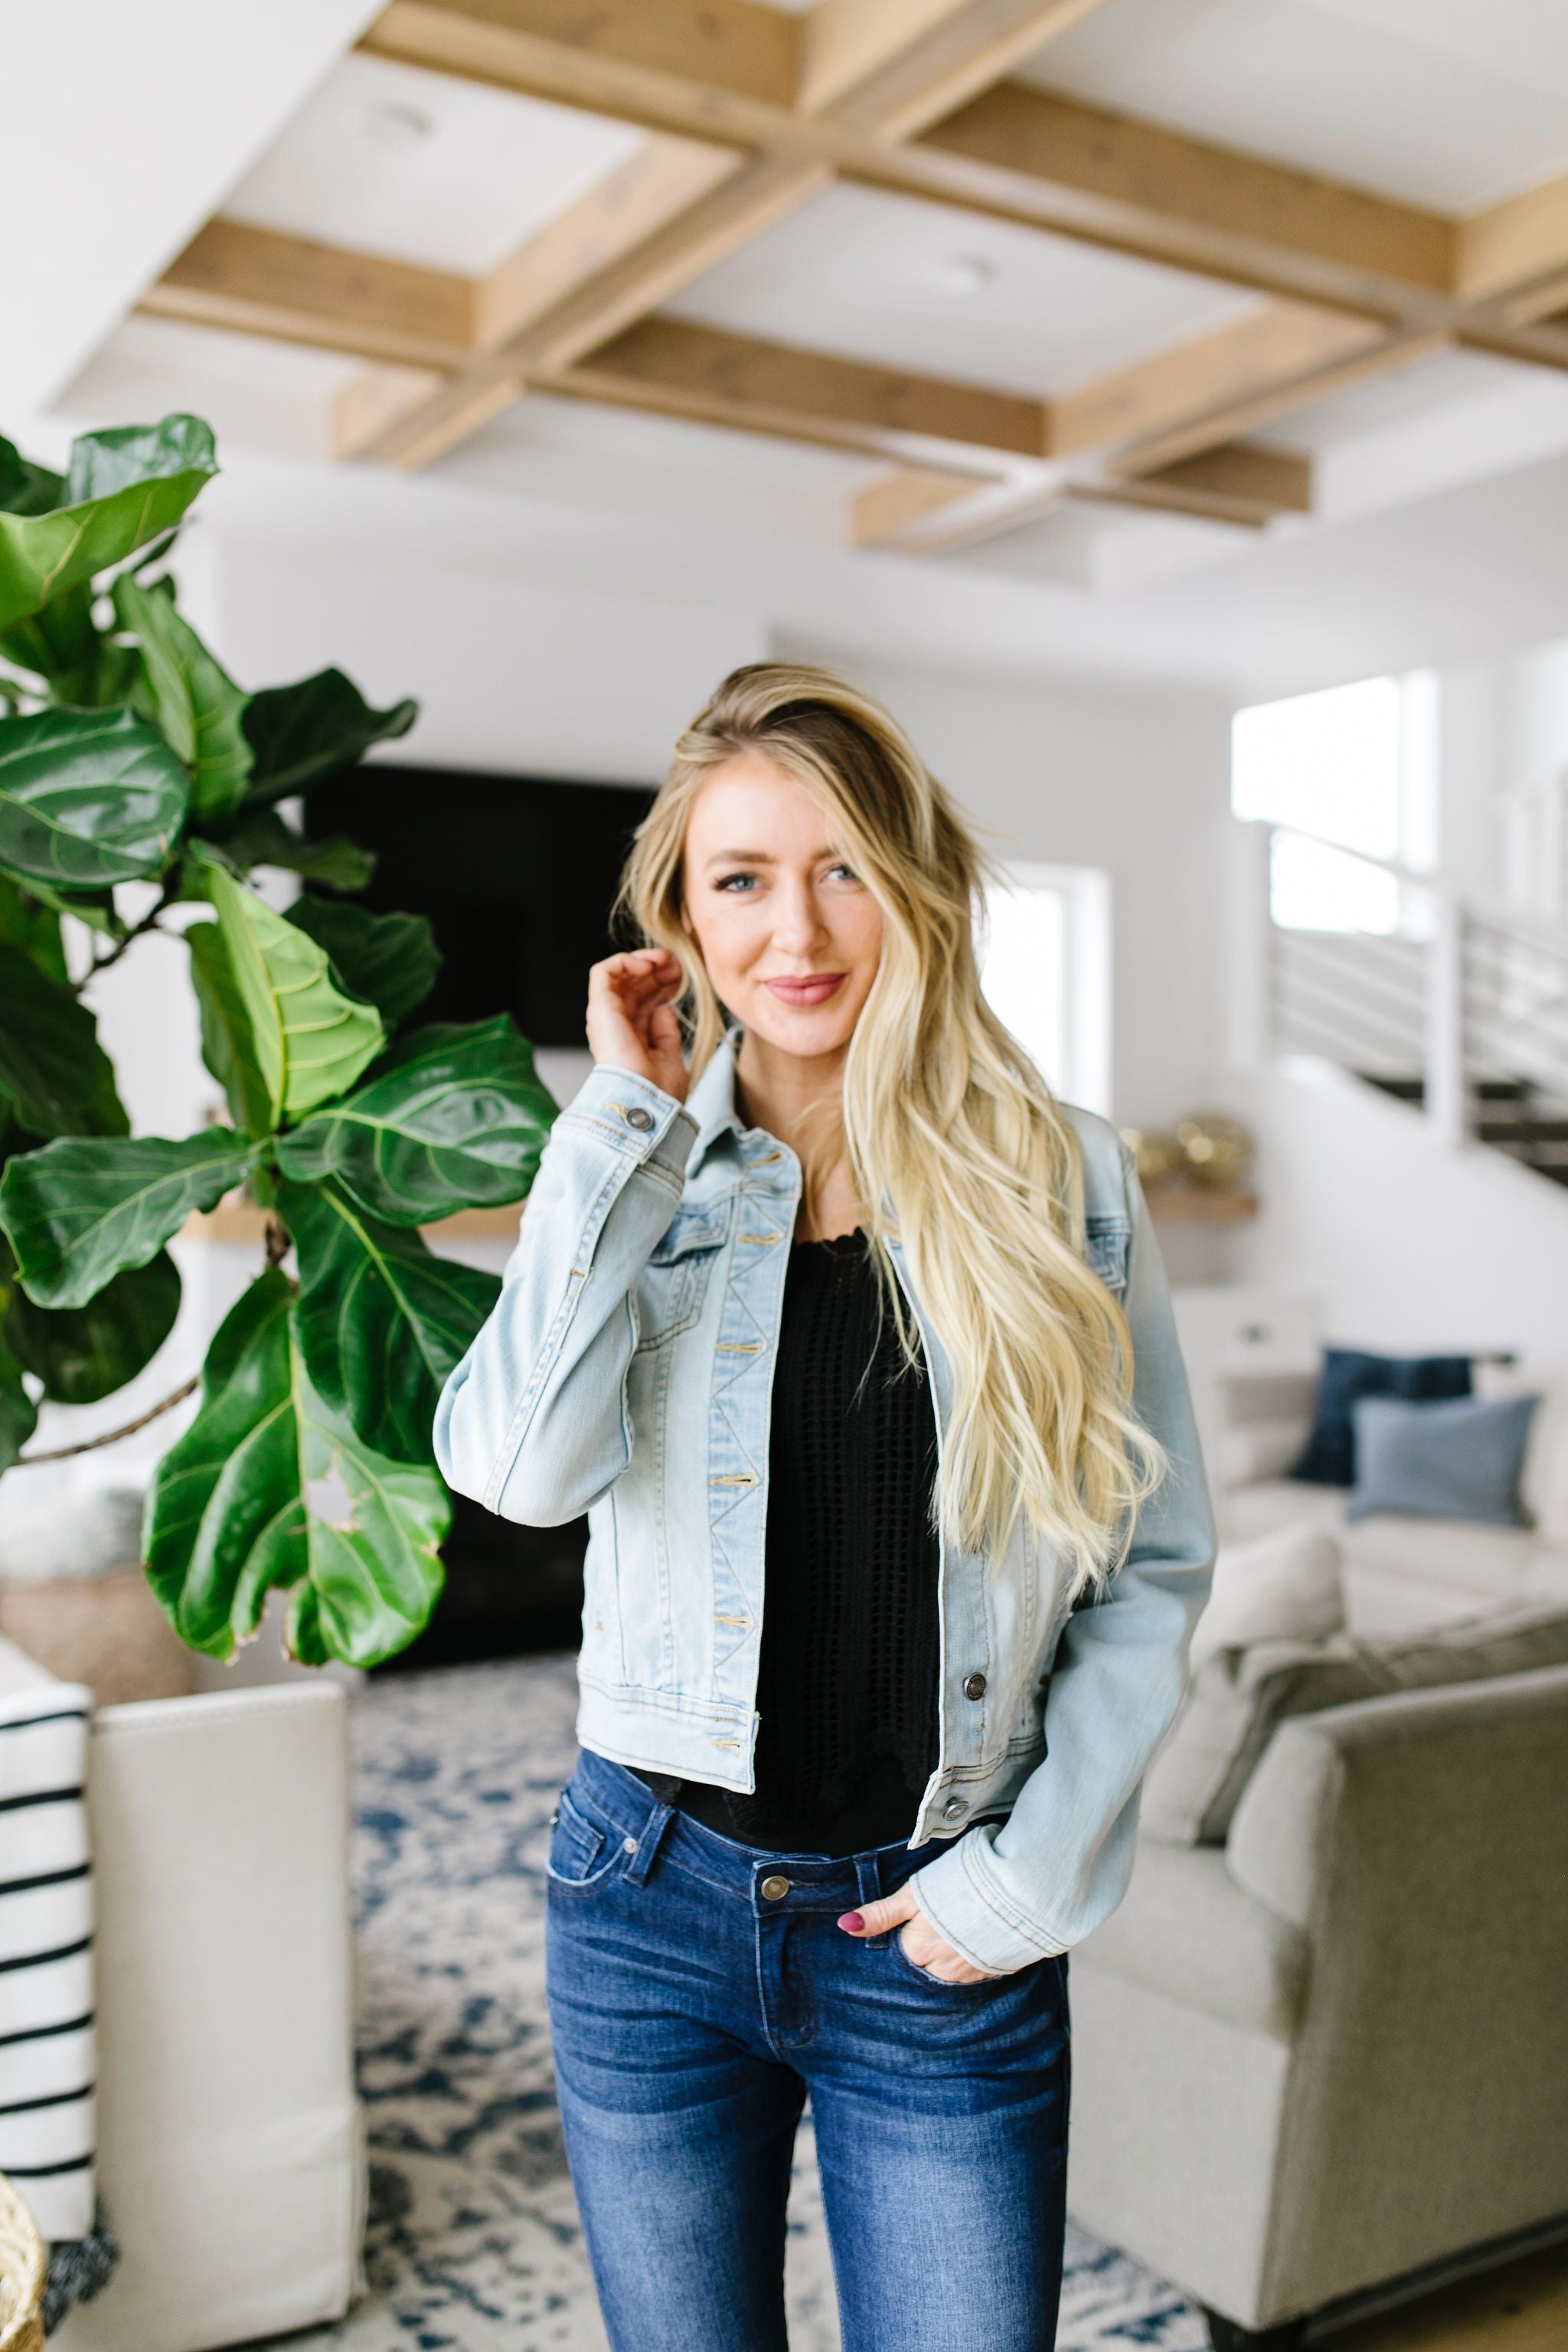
[264,1214,290,1269]
[14,1374,199,1466]
[75,871,181,994]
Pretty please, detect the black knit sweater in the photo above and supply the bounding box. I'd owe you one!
[630,1226,942,1857]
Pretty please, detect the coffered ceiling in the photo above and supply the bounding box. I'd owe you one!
[26,0,1568,599]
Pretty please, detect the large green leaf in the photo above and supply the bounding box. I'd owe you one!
[282,1177,498,1463]
[185,920,272,1138]
[0,1128,257,1308]
[0,874,67,986]
[274,1016,554,1226]
[0,706,190,887]
[0,439,63,520]
[0,942,127,1138]
[202,858,384,1125]
[113,575,253,822]
[285,897,440,1029]
[4,1250,181,1405]
[241,668,416,805]
[143,1267,447,1665]
[212,805,374,890]
[0,416,217,636]
[0,583,102,704]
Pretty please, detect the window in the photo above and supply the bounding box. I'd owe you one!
[977,864,1112,1113]
[1231,672,1437,933]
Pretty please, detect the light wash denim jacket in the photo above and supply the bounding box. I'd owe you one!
[434,1029,1216,1975]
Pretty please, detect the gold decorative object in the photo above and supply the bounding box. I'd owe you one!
[0,2174,45,2352]
[1119,1127,1185,1188]
[1174,1112,1255,1191]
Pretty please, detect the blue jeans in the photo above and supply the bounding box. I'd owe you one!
[545,1749,1070,2352]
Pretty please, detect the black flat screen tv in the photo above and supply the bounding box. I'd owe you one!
[313,761,656,1048]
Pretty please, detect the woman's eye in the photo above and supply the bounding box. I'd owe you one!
[715,872,756,893]
[829,863,861,884]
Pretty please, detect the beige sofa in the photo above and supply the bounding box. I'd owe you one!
[1067,1364,1568,2348]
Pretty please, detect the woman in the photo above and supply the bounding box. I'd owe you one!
[435,663,1216,2352]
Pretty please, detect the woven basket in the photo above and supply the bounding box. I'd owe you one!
[0,2176,44,2352]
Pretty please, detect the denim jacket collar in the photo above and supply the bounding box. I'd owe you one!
[684,1024,753,1173]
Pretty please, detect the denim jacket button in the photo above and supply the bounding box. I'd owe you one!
[625,1106,655,1132]
[942,1797,967,1821]
[962,1672,987,1700]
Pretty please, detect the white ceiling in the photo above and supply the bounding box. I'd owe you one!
[668,181,1261,397]
[222,54,643,274]
[1021,0,1568,211]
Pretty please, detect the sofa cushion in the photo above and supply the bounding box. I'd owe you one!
[1289,1347,1472,1485]
[1347,1393,1539,1527]
[1074,1839,1309,2041]
[1223,1478,1355,1545]
[1189,1523,1344,1674]
[1141,1602,1568,1847]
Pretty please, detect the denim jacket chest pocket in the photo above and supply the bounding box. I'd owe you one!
[634,1194,735,1351]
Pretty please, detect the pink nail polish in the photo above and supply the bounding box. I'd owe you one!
[838,1911,865,1932]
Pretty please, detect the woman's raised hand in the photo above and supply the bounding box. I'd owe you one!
[586,946,690,1104]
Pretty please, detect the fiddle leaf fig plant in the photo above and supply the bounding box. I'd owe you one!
[0,414,557,1668]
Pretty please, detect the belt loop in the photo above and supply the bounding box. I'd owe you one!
[624,1794,678,1886]
[856,1852,886,1908]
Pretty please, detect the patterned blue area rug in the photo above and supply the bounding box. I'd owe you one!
[284,1655,1207,2352]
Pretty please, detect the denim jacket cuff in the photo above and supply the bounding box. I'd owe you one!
[564,1063,699,1187]
[907,1825,1070,1977]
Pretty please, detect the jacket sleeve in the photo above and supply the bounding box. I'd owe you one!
[433,1063,697,1525]
[908,1140,1217,1975]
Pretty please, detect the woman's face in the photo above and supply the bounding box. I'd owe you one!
[682,753,884,1062]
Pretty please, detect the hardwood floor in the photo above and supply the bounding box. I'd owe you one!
[1328,2240,1568,2352]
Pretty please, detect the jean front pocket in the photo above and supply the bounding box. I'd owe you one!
[885,1926,999,1994]
[545,1787,635,1896]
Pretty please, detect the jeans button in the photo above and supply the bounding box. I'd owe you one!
[942,1797,967,1821]
[625,1105,655,1132]
[760,1874,791,1900]
[962,1671,987,1700]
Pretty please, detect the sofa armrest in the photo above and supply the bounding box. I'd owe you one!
[1226,1663,1568,1932]
[56,1682,364,2352]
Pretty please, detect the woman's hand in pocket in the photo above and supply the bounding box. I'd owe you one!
[837,1882,1001,1984]
[586,946,689,1102]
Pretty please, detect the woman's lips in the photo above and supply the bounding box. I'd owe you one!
[763,972,847,1005]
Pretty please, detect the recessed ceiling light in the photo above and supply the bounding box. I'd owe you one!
[928,252,996,295]
[359,100,434,149]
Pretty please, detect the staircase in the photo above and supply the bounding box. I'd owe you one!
[1237,822,1568,1191]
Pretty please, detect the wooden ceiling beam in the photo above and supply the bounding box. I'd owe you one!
[547,315,1047,467]
[798,0,1114,139]
[1070,440,1312,529]
[908,83,1453,312]
[140,219,473,369]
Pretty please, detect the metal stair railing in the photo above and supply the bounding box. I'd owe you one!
[1240,820,1568,1185]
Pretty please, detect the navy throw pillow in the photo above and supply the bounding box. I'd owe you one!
[1288,1347,1472,1487]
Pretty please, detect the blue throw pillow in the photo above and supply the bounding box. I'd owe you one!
[1346,1393,1540,1526]
[1288,1347,1472,1486]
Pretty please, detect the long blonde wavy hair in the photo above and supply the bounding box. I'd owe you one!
[616,662,1168,1597]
